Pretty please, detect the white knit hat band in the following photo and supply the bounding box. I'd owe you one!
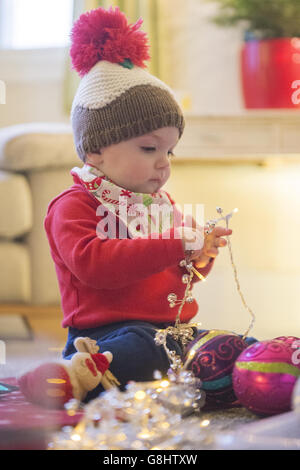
[71,61,175,113]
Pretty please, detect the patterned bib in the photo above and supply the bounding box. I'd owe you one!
[71,164,180,239]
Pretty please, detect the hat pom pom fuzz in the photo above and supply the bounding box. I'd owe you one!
[70,6,150,77]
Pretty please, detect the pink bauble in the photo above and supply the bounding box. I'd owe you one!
[233,336,300,416]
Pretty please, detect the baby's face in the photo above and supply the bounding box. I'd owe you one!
[86,126,179,194]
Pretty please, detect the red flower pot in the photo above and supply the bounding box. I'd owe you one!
[241,38,300,108]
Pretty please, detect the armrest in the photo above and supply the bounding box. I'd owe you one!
[0,122,79,172]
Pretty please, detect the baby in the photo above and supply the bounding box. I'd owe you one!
[44,7,231,402]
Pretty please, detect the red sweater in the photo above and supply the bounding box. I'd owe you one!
[44,180,214,329]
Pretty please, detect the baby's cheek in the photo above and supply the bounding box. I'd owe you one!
[138,164,153,180]
[165,168,171,181]
[131,170,147,184]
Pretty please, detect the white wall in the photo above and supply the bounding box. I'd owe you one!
[186,0,245,114]
[0,48,70,127]
[164,0,245,114]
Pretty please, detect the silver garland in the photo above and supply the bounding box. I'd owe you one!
[49,369,206,450]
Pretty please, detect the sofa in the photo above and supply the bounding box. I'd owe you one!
[0,123,79,305]
[0,121,300,341]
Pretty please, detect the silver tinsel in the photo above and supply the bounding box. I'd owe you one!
[49,368,206,450]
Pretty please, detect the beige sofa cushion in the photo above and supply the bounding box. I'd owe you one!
[0,242,31,302]
[26,168,75,304]
[0,171,32,239]
[0,123,79,171]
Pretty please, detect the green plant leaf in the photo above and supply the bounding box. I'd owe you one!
[206,0,300,38]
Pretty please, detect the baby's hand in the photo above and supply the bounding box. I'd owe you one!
[192,226,232,268]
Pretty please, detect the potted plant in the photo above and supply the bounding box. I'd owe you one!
[207,0,300,109]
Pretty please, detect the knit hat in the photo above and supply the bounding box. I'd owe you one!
[70,6,185,161]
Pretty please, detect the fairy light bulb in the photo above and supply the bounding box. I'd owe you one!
[200,419,210,428]
[135,390,146,401]
[160,380,170,388]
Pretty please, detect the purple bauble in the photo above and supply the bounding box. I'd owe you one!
[233,336,300,416]
[184,330,251,408]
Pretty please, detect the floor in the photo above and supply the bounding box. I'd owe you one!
[0,303,66,380]
[0,337,64,379]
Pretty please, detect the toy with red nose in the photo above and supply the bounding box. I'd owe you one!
[18,337,117,408]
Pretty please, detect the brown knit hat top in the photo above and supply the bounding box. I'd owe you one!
[70,6,185,161]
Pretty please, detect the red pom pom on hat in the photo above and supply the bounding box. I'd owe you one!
[70,6,150,77]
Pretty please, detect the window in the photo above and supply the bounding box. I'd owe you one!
[0,0,73,49]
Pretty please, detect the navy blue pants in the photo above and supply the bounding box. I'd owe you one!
[63,320,185,401]
[63,321,257,403]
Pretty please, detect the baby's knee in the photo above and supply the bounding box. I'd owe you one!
[116,325,181,358]
[106,326,181,379]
